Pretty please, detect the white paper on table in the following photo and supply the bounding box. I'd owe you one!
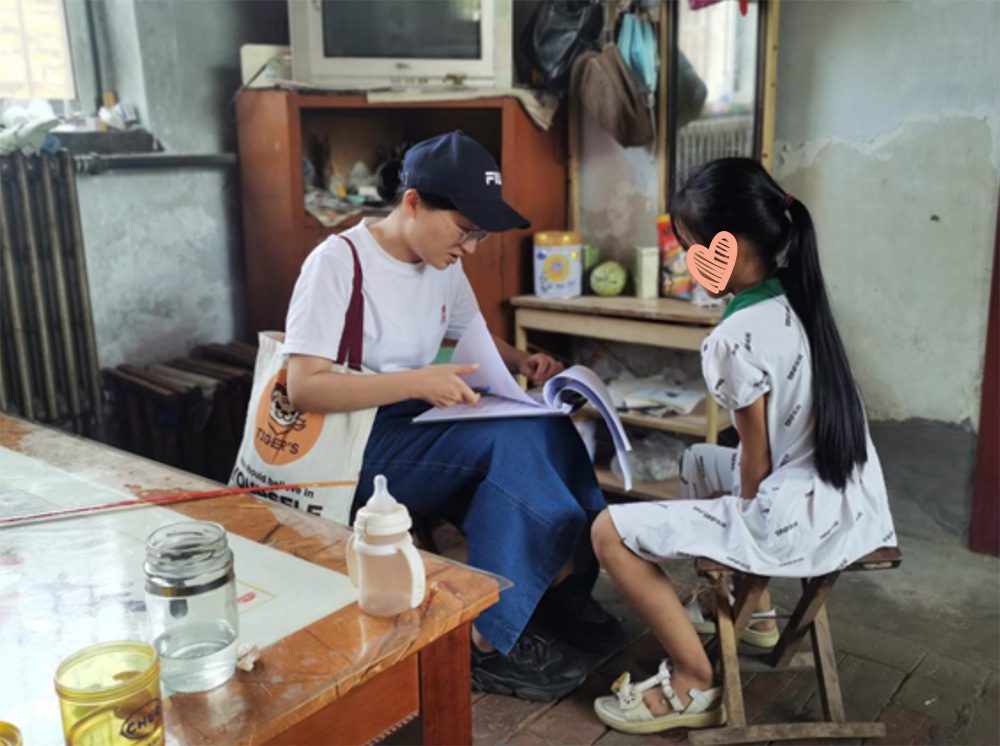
[0,448,358,652]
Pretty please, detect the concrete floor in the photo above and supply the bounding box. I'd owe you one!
[469,419,1000,745]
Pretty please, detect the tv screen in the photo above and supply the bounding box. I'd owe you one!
[322,0,483,60]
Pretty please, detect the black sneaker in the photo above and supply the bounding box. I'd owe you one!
[471,631,588,701]
[533,577,626,655]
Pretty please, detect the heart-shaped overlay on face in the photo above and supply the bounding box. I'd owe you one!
[685,231,738,294]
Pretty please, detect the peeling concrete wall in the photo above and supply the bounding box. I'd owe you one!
[74,0,286,367]
[773,0,1000,426]
[77,170,244,366]
[579,0,1000,426]
[135,0,288,153]
[579,116,660,262]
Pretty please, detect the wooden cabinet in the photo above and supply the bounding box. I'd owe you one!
[235,91,567,341]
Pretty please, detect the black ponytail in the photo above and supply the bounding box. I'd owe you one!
[375,158,404,204]
[375,158,456,211]
[781,198,868,490]
[675,158,867,490]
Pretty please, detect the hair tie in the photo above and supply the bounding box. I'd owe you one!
[783,193,796,209]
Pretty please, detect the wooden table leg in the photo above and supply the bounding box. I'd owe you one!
[419,622,472,746]
[706,393,720,444]
[514,314,529,389]
[514,312,527,353]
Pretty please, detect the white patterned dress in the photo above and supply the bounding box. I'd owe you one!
[608,293,897,577]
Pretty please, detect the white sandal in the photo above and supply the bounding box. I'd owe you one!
[685,587,781,649]
[593,659,725,734]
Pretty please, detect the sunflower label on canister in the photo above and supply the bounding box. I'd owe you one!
[534,231,583,299]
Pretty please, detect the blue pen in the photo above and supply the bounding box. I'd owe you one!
[472,386,493,396]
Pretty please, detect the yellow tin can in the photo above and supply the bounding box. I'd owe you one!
[534,231,583,299]
[0,722,23,746]
[54,641,164,746]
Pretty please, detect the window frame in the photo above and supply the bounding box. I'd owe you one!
[1,0,98,115]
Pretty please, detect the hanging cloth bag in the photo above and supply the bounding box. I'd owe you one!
[229,236,376,525]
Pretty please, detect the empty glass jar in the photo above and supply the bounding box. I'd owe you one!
[144,521,239,693]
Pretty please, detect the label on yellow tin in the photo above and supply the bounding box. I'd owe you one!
[542,253,571,282]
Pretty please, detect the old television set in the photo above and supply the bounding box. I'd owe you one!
[289,0,513,91]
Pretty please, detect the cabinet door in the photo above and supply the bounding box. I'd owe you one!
[461,232,507,338]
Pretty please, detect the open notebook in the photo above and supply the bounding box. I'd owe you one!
[413,314,633,491]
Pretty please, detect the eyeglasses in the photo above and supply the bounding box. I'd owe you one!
[436,210,490,247]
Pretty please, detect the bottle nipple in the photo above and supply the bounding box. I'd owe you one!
[367,475,397,513]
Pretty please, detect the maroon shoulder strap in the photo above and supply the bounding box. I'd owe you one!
[335,236,364,371]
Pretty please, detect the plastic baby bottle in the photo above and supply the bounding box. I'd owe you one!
[346,475,426,616]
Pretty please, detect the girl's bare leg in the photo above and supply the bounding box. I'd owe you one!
[592,510,714,715]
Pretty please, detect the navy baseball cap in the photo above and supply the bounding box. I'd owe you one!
[401,131,530,232]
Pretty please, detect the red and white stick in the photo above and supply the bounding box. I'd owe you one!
[0,480,357,528]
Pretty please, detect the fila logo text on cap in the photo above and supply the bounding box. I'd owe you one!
[485,171,502,185]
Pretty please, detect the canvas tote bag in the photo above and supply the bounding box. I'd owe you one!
[229,236,376,525]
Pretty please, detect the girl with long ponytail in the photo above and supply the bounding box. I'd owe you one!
[781,197,869,488]
[589,158,896,735]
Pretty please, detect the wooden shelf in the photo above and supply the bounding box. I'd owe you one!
[579,404,731,439]
[293,92,511,111]
[596,467,681,501]
[237,90,566,339]
[304,209,388,226]
[303,209,388,237]
[511,294,723,326]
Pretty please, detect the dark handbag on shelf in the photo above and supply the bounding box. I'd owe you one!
[519,0,604,91]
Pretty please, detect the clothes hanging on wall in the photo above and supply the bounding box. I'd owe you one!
[689,0,750,16]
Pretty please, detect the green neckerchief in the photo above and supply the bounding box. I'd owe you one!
[721,276,786,320]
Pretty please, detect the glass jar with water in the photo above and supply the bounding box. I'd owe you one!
[144,521,238,693]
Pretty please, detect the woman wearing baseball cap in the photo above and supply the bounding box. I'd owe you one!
[284,132,621,701]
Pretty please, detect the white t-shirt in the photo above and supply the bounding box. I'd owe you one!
[283,220,479,372]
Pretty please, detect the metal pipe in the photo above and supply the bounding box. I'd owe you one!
[0,344,9,414]
[0,298,8,413]
[0,158,34,418]
[59,151,104,427]
[37,155,73,427]
[13,153,60,422]
[0,227,15,415]
[74,153,237,175]
[41,153,84,430]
